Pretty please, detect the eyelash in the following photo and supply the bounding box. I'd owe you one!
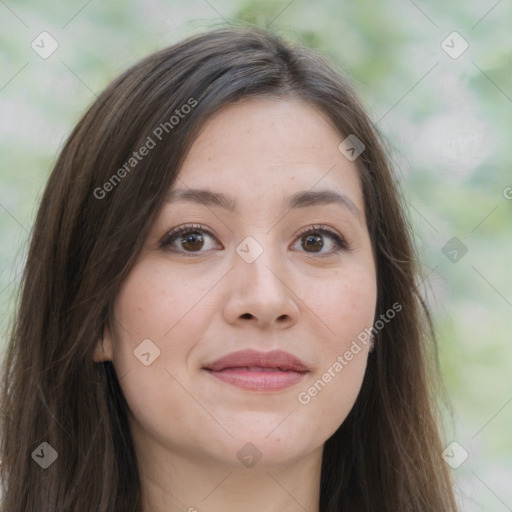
[159,223,349,257]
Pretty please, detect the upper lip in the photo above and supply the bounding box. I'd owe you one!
[203,349,309,373]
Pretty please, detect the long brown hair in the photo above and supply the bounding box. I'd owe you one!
[0,27,457,511]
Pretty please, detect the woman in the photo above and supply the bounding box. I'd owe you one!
[0,27,458,511]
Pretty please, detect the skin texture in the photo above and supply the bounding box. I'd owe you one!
[94,98,377,512]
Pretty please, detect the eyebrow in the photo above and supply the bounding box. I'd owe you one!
[166,188,363,223]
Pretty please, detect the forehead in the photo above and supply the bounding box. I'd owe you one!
[175,98,364,212]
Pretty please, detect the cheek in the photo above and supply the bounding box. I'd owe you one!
[108,262,210,383]
[303,262,377,345]
[297,349,368,445]
[108,264,217,441]
[295,264,376,430]
[112,262,216,341]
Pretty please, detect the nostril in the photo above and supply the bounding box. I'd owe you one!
[240,313,253,319]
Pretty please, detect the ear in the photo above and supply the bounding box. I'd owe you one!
[93,322,114,362]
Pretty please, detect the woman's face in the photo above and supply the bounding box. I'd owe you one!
[95,98,377,470]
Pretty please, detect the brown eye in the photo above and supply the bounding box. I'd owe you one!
[301,233,324,252]
[292,225,348,255]
[160,224,221,255]
[180,231,204,251]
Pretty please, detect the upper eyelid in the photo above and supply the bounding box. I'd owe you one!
[162,223,343,240]
[295,224,343,238]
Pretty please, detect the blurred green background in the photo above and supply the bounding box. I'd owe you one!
[1,1,511,510]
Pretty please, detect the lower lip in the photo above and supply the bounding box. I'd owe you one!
[205,368,306,391]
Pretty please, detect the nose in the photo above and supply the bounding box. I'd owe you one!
[222,242,300,329]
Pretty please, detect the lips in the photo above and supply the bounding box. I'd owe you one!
[203,349,309,373]
[203,349,309,391]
